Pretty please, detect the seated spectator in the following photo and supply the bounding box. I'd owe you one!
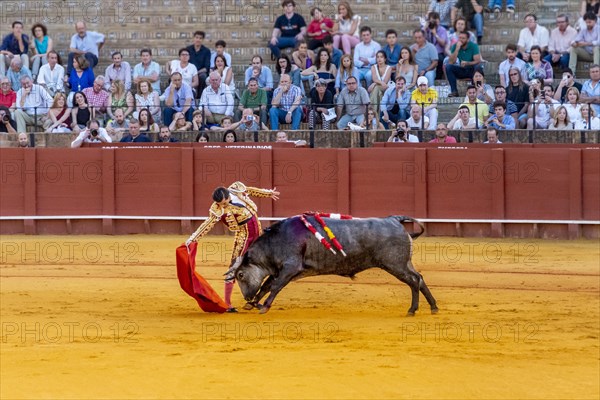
[7,57,32,91]
[70,119,111,147]
[209,40,232,69]
[29,23,52,80]
[105,108,129,141]
[17,132,31,147]
[166,48,199,93]
[139,108,159,134]
[308,79,334,130]
[237,78,268,125]
[81,76,109,122]
[581,64,600,116]
[554,68,583,103]
[302,48,337,95]
[0,77,16,108]
[192,110,208,132]
[269,0,307,59]
[306,7,334,50]
[579,0,600,29]
[354,27,381,88]
[336,76,370,129]
[199,72,234,124]
[169,111,193,132]
[107,79,134,121]
[506,67,530,128]
[332,1,361,54]
[429,0,455,29]
[187,31,211,96]
[429,123,457,142]
[36,50,64,97]
[460,85,489,126]
[517,13,550,61]
[569,12,600,74]
[133,48,161,94]
[12,75,52,132]
[424,12,448,80]
[564,87,583,125]
[196,132,210,142]
[211,54,235,95]
[163,72,195,125]
[70,91,92,133]
[470,69,494,105]
[135,79,160,123]
[446,32,481,97]
[484,127,502,144]
[406,104,430,130]
[396,46,418,91]
[335,54,360,96]
[322,35,342,69]
[387,120,419,142]
[548,105,574,129]
[484,101,516,130]
[209,116,235,132]
[275,54,301,89]
[0,106,17,134]
[491,86,519,126]
[411,29,438,88]
[445,17,477,60]
[362,106,385,130]
[276,130,307,146]
[451,0,484,44]
[368,51,392,115]
[67,21,104,77]
[223,129,238,143]
[120,119,151,142]
[545,14,577,70]
[498,43,527,87]
[411,76,439,128]
[157,125,178,142]
[44,92,72,133]
[487,0,514,13]
[104,51,132,91]
[0,21,29,77]
[526,83,560,129]
[293,41,315,91]
[270,74,303,130]
[381,76,411,128]
[447,105,477,129]
[234,108,263,132]
[382,29,402,69]
[66,54,94,92]
[245,55,274,96]
[574,103,600,129]
[524,45,553,85]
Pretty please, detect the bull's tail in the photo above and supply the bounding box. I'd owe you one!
[394,216,425,239]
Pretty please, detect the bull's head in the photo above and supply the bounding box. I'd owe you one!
[226,253,271,302]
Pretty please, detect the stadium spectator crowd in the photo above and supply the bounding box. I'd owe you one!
[1,0,599,146]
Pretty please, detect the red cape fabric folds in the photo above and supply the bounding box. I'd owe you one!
[176,242,228,313]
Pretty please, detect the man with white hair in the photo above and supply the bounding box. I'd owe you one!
[6,57,32,91]
[411,76,438,128]
[11,75,53,132]
[82,76,109,120]
[67,21,104,77]
[199,71,234,124]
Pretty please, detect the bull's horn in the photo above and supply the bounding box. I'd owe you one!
[223,256,243,277]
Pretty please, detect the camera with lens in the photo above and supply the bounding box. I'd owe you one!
[2,115,9,123]
[90,129,99,137]
[532,89,539,98]
[428,21,436,30]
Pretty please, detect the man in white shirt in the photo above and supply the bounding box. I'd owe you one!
[544,14,578,70]
[199,72,234,124]
[71,119,112,147]
[104,51,132,91]
[353,26,381,87]
[484,127,502,144]
[387,120,419,142]
[36,50,64,97]
[406,104,430,129]
[11,75,53,132]
[517,13,550,61]
[447,105,477,129]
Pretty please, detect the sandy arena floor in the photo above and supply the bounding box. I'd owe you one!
[0,235,599,399]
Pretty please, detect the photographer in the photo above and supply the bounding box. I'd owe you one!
[70,119,112,148]
[424,12,448,80]
[0,106,17,134]
[527,82,559,129]
[387,119,419,142]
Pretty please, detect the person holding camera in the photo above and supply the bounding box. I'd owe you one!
[234,108,264,132]
[70,119,112,148]
[527,82,560,129]
[387,119,419,142]
[0,105,17,134]
[424,12,448,80]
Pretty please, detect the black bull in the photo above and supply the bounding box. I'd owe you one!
[228,215,438,316]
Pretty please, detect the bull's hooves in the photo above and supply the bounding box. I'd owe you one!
[243,302,255,310]
[406,311,416,317]
[258,306,270,314]
[431,308,439,314]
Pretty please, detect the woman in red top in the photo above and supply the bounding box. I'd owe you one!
[306,7,334,50]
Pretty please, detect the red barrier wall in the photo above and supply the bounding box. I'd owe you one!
[1,146,598,239]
